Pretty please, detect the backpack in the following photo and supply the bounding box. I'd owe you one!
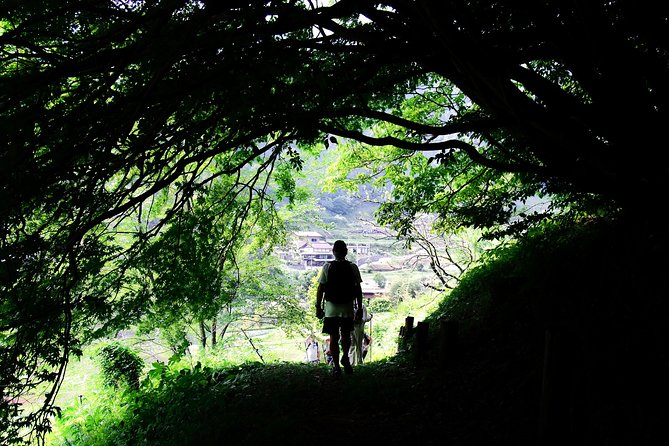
[325,260,357,304]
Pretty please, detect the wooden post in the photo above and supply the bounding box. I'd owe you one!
[438,319,459,366]
[405,316,414,337]
[398,316,415,353]
[415,321,429,366]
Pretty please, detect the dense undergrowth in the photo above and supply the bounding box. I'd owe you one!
[47,219,669,445]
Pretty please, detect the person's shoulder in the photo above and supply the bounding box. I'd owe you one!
[318,263,330,283]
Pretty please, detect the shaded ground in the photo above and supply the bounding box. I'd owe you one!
[51,221,668,446]
[196,347,542,446]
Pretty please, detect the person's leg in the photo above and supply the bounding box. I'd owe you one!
[323,318,339,371]
[330,331,341,373]
[352,323,364,365]
[340,328,353,374]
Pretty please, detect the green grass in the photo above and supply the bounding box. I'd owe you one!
[47,286,439,413]
[47,358,471,446]
[42,218,669,446]
[54,355,101,409]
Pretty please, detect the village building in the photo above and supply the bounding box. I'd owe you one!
[276,231,385,298]
[289,231,371,268]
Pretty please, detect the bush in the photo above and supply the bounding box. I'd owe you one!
[367,298,393,313]
[95,342,145,390]
[388,278,423,303]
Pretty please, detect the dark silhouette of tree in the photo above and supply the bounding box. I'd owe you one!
[1,1,667,442]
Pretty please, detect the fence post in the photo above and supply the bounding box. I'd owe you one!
[414,321,429,366]
[405,316,414,337]
[397,316,415,353]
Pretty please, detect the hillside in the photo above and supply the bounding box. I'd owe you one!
[49,350,539,446]
[47,218,668,446]
[160,355,538,446]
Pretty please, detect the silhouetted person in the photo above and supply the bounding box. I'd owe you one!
[316,240,363,376]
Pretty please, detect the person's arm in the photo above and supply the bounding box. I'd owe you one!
[316,265,327,319]
[352,264,363,320]
[353,283,363,321]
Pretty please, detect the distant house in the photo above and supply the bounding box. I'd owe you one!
[300,242,335,266]
[294,231,327,244]
[347,242,370,255]
[294,231,333,267]
[287,231,372,268]
[361,281,385,299]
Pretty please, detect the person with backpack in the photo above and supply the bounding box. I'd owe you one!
[315,240,363,376]
[349,302,372,365]
[304,335,321,364]
[323,338,333,365]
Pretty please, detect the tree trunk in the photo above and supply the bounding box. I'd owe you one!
[199,321,207,350]
[211,319,217,347]
[219,320,231,341]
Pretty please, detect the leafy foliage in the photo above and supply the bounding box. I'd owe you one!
[2,1,669,440]
[95,343,144,390]
[51,361,269,446]
[372,273,387,288]
[367,297,394,314]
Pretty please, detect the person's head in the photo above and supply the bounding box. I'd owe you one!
[332,240,348,260]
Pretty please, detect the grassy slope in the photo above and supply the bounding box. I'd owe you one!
[48,219,669,445]
[49,359,536,446]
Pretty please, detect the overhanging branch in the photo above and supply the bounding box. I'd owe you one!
[318,122,546,175]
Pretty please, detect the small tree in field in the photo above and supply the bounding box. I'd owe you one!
[95,343,144,390]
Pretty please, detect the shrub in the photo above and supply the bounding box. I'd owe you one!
[95,342,145,390]
[368,297,393,313]
[372,272,387,288]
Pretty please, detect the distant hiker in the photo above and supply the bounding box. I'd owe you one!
[323,338,333,365]
[316,240,363,376]
[362,333,371,360]
[305,335,320,364]
[350,302,372,365]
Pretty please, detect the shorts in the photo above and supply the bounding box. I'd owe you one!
[322,316,354,336]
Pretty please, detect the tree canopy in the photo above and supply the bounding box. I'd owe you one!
[1,1,668,443]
